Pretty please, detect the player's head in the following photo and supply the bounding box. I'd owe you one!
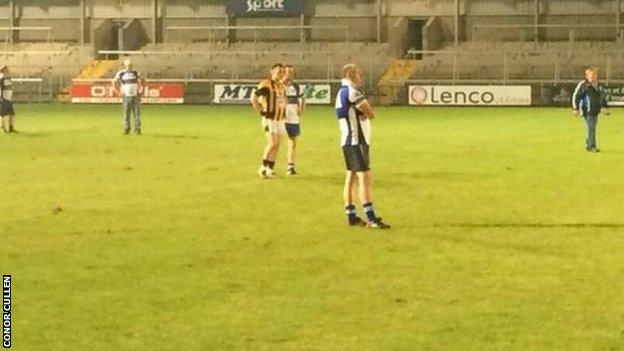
[283,64,294,81]
[123,59,133,70]
[269,63,284,81]
[342,63,363,87]
[585,67,598,83]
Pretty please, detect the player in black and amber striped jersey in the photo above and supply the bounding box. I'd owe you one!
[251,63,287,179]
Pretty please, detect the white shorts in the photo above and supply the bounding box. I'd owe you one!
[261,118,286,135]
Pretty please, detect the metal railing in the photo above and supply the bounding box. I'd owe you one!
[97,49,336,81]
[164,25,351,44]
[472,23,624,42]
[406,48,624,85]
[11,77,52,103]
[0,50,71,60]
[0,26,53,44]
[71,78,342,84]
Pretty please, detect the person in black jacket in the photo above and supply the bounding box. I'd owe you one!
[572,67,609,152]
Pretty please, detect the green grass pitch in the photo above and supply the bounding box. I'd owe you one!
[2,104,624,350]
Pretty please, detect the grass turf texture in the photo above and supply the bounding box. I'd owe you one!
[2,104,624,350]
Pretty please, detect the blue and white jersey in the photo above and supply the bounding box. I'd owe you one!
[0,73,13,101]
[285,81,303,124]
[114,69,141,97]
[335,79,371,146]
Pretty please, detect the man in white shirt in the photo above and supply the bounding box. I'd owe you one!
[112,59,145,135]
[0,65,16,133]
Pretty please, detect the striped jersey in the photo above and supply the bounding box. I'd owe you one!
[0,74,13,101]
[284,81,303,124]
[114,69,141,97]
[335,78,371,146]
[255,78,286,121]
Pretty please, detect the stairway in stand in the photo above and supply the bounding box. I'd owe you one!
[378,59,419,105]
[57,59,119,102]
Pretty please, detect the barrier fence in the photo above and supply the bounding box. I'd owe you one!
[0,27,53,45]
[164,25,351,44]
[11,78,51,103]
[97,50,335,81]
[406,49,624,85]
[70,78,340,105]
[13,75,624,106]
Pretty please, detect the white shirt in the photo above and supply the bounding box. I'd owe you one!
[114,69,141,97]
[335,79,371,146]
[284,82,303,124]
[0,73,13,101]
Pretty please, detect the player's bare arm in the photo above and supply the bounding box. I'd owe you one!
[251,93,266,114]
[356,99,375,119]
[111,78,120,96]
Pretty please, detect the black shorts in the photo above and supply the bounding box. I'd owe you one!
[342,144,370,172]
[0,101,14,116]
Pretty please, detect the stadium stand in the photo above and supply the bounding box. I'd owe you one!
[1,0,624,105]
[409,41,624,82]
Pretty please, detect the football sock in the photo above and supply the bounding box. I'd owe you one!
[266,160,275,170]
[363,202,377,222]
[345,204,357,222]
[287,163,295,170]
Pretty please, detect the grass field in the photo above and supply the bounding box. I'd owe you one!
[2,104,624,350]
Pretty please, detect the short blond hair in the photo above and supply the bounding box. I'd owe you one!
[586,67,598,75]
[342,63,358,79]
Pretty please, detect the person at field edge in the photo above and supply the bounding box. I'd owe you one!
[112,59,145,135]
[572,67,609,153]
[336,64,390,229]
[282,64,305,175]
[251,63,287,179]
[0,65,16,133]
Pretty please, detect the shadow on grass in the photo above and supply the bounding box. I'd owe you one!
[436,223,624,229]
[9,131,48,138]
[150,134,200,140]
[392,171,482,180]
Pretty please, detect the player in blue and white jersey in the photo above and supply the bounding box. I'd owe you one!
[335,64,390,229]
[0,65,16,133]
[112,59,145,135]
[282,64,305,175]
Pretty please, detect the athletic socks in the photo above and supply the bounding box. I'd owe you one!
[345,204,357,223]
[287,163,295,170]
[262,159,275,170]
[363,202,377,222]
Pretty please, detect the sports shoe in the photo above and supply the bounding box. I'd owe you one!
[135,129,142,135]
[123,129,130,135]
[265,167,275,179]
[366,218,391,229]
[257,166,268,179]
[348,216,366,227]
[287,167,297,176]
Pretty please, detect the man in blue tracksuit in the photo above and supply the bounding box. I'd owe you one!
[572,67,609,152]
